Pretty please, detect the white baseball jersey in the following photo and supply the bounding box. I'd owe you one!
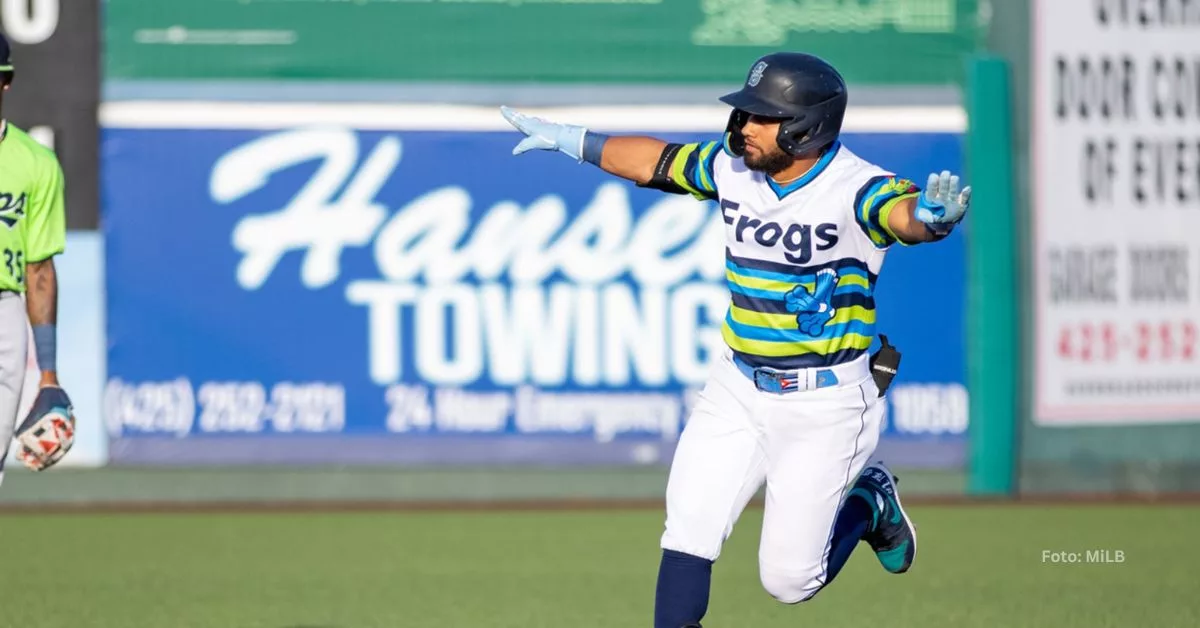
[662,139,921,370]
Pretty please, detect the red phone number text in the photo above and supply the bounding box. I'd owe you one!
[1057,321,1198,363]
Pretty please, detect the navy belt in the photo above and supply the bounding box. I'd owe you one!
[733,355,841,394]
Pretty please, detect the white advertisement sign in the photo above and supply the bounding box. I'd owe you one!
[1033,0,1200,424]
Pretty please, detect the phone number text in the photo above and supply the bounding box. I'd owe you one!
[105,379,346,436]
[1056,320,1197,363]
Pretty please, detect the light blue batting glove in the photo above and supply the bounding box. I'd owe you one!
[500,106,587,162]
[915,170,971,236]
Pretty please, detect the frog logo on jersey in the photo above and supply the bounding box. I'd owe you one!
[748,61,768,87]
[0,193,27,229]
[785,269,838,335]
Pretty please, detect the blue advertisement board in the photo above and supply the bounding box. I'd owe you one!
[102,125,967,467]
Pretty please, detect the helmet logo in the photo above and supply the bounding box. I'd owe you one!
[748,61,768,87]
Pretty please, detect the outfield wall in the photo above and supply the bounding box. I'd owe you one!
[14,0,1199,498]
[96,103,970,470]
[103,0,982,86]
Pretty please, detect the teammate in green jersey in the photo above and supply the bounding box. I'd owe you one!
[0,30,76,479]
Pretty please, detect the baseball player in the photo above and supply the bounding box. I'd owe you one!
[502,51,969,627]
[0,31,76,483]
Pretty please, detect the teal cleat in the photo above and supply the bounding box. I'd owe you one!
[849,461,917,574]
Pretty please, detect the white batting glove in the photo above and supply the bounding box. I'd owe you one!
[500,106,588,162]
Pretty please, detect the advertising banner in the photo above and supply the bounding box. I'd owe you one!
[104,0,980,86]
[101,104,967,466]
[1032,0,1200,425]
[1,0,101,230]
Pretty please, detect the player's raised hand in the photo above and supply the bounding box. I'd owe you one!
[915,170,970,232]
[500,106,587,162]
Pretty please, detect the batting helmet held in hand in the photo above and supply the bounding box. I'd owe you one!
[719,52,847,158]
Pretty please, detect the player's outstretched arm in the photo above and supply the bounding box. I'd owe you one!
[592,135,670,185]
[886,171,971,244]
[500,106,666,185]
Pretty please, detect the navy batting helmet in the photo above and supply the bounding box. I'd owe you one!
[719,52,847,158]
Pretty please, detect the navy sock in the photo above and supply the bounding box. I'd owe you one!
[654,549,712,628]
[824,493,873,584]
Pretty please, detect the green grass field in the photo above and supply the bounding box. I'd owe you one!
[2,505,1197,627]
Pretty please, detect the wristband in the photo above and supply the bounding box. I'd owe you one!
[923,221,954,241]
[582,132,608,166]
[32,324,55,372]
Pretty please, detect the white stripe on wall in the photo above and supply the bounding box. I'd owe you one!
[99,102,966,133]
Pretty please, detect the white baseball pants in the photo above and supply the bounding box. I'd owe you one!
[0,292,29,484]
[660,348,885,603]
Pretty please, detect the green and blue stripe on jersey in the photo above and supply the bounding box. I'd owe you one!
[663,140,721,201]
[723,250,877,368]
[656,141,906,368]
[854,175,921,248]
